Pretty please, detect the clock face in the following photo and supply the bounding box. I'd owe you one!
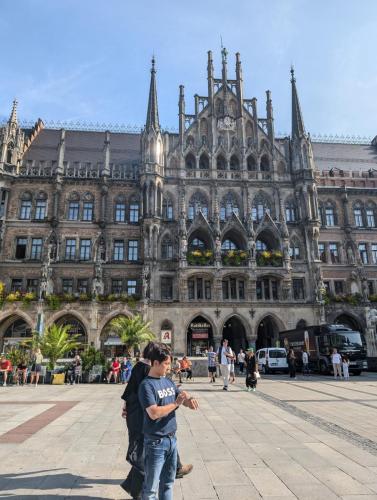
[217,116,236,131]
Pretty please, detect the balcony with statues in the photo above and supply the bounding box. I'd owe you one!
[221,236,248,267]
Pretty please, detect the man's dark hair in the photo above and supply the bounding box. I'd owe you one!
[149,344,171,365]
[142,341,157,360]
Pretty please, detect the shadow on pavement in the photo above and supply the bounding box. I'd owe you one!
[0,469,121,494]
[0,496,111,500]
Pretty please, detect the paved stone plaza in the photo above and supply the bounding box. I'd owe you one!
[2,375,377,499]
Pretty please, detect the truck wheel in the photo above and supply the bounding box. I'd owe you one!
[319,361,328,375]
[352,370,362,376]
[262,365,269,375]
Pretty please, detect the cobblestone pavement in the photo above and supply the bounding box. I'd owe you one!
[2,374,377,499]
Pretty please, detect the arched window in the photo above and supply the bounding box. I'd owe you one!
[114,195,126,222]
[190,238,205,250]
[185,153,196,170]
[247,155,257,171]
[366,202,376,228]
[252,194,271,222]
[162,197,173,220]
[199,153,209,170]
[19,192,32,220]
[67,192,80,221]
[186,136,194,148]
[188,193,209,220]
[260,154,270,172]
[221,239,238,251]
[353,201,364,227]
[161,236,173,260]
[256,240,267,251]
[320,201,337,227]
[285,199,297,222]
[35,191,47,220]
[230,155,240,171]
[216,98,224,116]
[216,155,227,170]
[220,192,239,221]
[290,239,302,260]
[6,143,14,164]
[129,197,139,223]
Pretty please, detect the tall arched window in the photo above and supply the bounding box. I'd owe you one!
[188,193,209,220]
[129,196,140,223]
[161,236,173,260]
[199,153,209,170]
[19,192,32,220]
[230,155,240,171]
[353,201,364,227]
[216,155,227,170]
[220,192,240,221]
[162,197,173,220]
[185,153,196,169]
[247,155,257,171]
[290,238,302,260]
[252,194,271,222]
[366,202,376,228]
[35,191,47,220]
[285,199,297,222]
[320,201,337,227]
[260,154,270,172]
[114,194,126,222]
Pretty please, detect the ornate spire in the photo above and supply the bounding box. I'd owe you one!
[145,57,160,132]
[8,99,18,125]
[221,45,228,88]
[290,66,305,140]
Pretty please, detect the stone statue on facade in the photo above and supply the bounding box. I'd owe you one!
[347,245,355,264]
[142,265,150,301]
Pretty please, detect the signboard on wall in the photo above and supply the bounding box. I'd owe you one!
[192,332,208,339]
[161,330,172,344]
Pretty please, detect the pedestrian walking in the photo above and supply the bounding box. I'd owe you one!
[342,354,350,380]
[229,350,236,383]
[332,348,342,379]
[120,342,193,499]
[30,348,43,386]
[237,349,245,374]
[217,339,233,391]
[245,348,258,392]
[207,346,217,383]
[287,348,296,379]
[138,343,198,500]
[302,348,309,376]
[73,355,82,384]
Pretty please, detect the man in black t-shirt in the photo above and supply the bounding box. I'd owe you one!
[138,344,198,500]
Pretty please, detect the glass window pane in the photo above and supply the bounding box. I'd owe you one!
[115,203,126,222]
[35,200,46,220]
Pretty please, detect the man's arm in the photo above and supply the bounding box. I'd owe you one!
[146,392,187,420]
[182,396,199,410]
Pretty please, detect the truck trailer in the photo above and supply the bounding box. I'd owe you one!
[279,324,368,375]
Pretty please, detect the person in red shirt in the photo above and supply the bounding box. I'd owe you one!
[0,355,12,387]
[107,357,121,383]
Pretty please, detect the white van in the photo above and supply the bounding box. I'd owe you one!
[256,348,288,374]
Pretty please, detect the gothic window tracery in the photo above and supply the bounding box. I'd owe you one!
[260,154,270,172]
[353,201,364,227]
[285,198,298,222]
[366,201,376,228]
[188,193,209,220]
[290,237,302,260]
[199,153,209,170]
[129,196,140,223]
[185,153,196,170]
[162,196,174,220]
[220,192,240,221]
[230,155,240,171]
[186,136,194,148]
[247,155,257,171]
[320,200,337,227]
[19,192,32,220]
[251,193,271,222]
[114,194,126,222]
[161,235,174,260]
[216,154,227,170]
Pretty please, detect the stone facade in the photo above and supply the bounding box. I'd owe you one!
[1,50,377,360]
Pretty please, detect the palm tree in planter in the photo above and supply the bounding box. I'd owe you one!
[109,314,155,355]
[39,324,81,371]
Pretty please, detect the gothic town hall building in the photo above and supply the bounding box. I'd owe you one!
[1,49,377,362]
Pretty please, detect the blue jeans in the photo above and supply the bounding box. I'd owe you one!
[142,434,177,500]
[121,369,131,383]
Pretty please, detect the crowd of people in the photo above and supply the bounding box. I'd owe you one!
[286,347,351,380]
[0,348,44,387]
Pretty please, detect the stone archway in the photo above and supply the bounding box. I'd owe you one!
[55,315,88,355]
[222,315,248,355]
[0,314,33,352]
[100,314,128,359]
[186,315,214,356]
[334,313,363,332]
[256,315,282,351]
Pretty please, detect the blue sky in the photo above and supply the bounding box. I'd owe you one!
[0,0,376,137]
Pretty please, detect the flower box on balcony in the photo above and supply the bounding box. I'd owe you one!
[256,250,283,267]
[187,249,214,266]
[222,250,248,266]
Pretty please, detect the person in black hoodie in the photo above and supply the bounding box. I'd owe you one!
[245,348,258,392]
[120,342,192,499]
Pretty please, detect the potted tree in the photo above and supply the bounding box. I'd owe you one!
[109,314,155,356]
[38,324,81,383]
[80,346,106,383]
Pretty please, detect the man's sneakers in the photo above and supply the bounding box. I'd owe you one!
[176,464,193,479]
[222,386,228,391]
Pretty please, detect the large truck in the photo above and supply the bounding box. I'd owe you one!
[279,324,368,375]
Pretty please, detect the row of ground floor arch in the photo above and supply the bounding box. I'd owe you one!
[0,306,365,356]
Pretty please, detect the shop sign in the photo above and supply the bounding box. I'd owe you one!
[161,330,172,344]
[190,322,210,329]
[192,331,208,339]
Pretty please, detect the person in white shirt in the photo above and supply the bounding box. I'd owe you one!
[237,349,246,374]
[302,349,309,376]
[331,348,342,379]
[217,339,233,391]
